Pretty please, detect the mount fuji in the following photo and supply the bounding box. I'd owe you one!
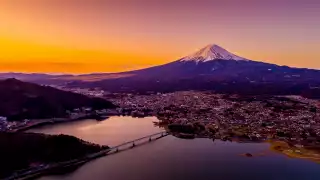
[59,44,319,98]
[99,44,318,81]
[2,44,320,97]
[112,44,263,78]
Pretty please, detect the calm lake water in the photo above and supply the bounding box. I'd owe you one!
[28,116,320,180]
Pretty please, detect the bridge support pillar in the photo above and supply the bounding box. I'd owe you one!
[149,137,152,142]
[132,142,135,148]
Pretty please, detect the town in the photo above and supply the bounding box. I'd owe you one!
[106,91,320,147]
[1,86,320,148]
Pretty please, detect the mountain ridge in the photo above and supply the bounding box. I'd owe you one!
[0,78,115,120]
[64,44,320,98]
[1,44,320,98]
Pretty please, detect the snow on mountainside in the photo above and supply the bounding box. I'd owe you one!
[180,44,248,62]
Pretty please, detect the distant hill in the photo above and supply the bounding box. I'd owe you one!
[0,79,115,120]
[0,73,54,81]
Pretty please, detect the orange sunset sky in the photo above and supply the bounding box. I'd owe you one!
[0,0,319,74]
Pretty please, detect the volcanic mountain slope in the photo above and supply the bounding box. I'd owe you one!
[65,44,319,81]
[2,44,320,97]
[64,44,320,97]
[124,44,319,81]
[0,78,115,120]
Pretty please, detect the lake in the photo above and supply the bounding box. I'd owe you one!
[28,116,320,180]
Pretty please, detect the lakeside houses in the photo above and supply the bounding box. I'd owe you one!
[49,85,106,98]
[108,91,320,146]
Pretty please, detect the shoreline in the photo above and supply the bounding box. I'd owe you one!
[11,114,154,133]
[268,140,320,163]
[12,118,87,132]
[10,114,114,132]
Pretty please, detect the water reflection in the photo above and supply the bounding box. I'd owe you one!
[27,116,163,146]
[28,116,320,180]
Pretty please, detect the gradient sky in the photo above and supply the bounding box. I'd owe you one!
[0,0,319,74]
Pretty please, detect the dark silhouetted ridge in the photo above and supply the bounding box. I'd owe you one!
[0,79,115,120]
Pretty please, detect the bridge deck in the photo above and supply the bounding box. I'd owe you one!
[107,131,169,154]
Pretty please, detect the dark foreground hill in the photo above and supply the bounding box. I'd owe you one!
[0,132,107,178]
[0,78,115,120]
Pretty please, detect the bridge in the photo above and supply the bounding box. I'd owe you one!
[108,131,169,154]
[6,131,170,180]
[88,131,169,157]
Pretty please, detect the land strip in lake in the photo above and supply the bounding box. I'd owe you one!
[4,131,168,180]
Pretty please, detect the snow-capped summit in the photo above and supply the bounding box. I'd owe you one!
[181,44,248,62]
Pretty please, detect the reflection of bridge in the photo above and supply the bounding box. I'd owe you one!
[107,131,169,154]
